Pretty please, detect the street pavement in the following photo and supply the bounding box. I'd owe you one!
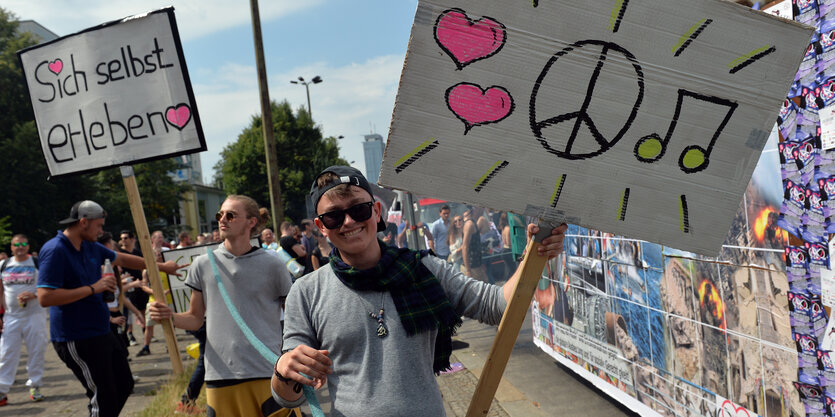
[2,312,638,416]
[0,328,196,417]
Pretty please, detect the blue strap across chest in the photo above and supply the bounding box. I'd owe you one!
[206,249,323,417]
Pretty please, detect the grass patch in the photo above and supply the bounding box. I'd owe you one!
[135,361,207,417]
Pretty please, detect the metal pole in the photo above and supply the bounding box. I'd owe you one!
[249,0,283,228]
[305,83,312,119]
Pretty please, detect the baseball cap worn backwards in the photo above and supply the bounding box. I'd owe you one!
[311,165,386,232]
[59,200,107,225]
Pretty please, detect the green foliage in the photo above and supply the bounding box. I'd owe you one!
[0,9,37,135]
[214,100,347,222]
[0,216,11,248]
[88,159,189,234]
[0,121,95,247]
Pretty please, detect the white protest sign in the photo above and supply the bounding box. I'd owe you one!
[821,105,835,150]
[380,0,812,255]
[763,0,792,20]
[18,8,205,177]
[162,238,260,313]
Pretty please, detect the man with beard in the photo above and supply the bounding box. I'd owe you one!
[37,200,184,417]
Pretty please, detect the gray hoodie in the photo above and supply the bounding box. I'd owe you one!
[185,244,292,381]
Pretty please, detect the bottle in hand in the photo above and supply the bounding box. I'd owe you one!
[102,259,116,303]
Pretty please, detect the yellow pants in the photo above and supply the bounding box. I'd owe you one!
[206,379,301,417]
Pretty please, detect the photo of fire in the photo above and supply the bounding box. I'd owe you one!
[531,128,800,416]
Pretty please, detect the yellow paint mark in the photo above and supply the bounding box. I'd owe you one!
[608,0,625,31]
[394,138,435,167]
[728,45,772,68]
[672,19,707,54]
[474,160,504,189]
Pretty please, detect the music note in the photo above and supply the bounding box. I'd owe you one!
[633,89,737,174]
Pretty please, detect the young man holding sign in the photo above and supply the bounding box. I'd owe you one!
[148,195,296,417]
[271,166,567,416]
[36,200,185,417]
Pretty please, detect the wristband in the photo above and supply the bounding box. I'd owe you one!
[88,285,95,295]
[274,358,292,383]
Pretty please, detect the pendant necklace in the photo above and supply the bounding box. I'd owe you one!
[368,292,388,338]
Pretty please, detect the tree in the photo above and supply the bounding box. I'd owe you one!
[0,9,36,135]
[0,120,95,247]
[0,10,96,248]
[88,158,189,235]
[215,100,347,223]
[0,216,11,249]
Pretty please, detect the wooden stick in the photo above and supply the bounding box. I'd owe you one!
[120,166,184,375]
[466,235,549,417]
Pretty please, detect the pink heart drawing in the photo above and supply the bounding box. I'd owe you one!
[48,59,63,75]
[165,103,192,130]
[446,82,514,134]
[719,400,750,417]
[434,8,506,70]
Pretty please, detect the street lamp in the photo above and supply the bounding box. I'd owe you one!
[290,75,323,119]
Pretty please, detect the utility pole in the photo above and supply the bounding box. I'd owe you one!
[249,0,283,227]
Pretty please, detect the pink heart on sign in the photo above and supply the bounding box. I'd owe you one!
[165,103,192,130]
[446,82,514,134]
[434,8,506,70]
[48,59,63,75]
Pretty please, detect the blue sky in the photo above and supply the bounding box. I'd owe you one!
[6,0,419,183]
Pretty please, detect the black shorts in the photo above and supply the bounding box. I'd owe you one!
[128,290,149,311]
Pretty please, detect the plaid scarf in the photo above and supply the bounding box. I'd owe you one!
[329,240,462,374]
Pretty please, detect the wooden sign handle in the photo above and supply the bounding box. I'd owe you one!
[121,166,184,375]
[465,236,549,417]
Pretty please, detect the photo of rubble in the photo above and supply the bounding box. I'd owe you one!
[531,131,797,416]
[761,344,803,417]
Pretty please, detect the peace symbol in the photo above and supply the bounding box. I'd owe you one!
[530,40,644,160]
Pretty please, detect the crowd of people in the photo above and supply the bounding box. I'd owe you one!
[0,165,567,416]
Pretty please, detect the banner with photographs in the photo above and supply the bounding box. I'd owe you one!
[532,125,796,417]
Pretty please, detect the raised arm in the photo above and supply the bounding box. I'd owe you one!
[501,224,567,302]
[461,220,475,273]
[113,251,187,276]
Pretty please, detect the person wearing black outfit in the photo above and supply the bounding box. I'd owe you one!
[118,230,145,346]
[310,231,331,270]
[278,222,306,263]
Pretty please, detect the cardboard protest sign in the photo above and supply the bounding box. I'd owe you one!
[18,8,205,177]
[380,0,812,255]
[162,238,260,313]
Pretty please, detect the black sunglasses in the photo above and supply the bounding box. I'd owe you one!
[215,211,239,222]
[317,202,374,229]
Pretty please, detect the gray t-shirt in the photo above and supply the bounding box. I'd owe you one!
[280,255,507,416]
[185,244,292,381]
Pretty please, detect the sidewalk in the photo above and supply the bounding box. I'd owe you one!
[3,311,638,416]
[1,327,193,417]
[435,311,638,417]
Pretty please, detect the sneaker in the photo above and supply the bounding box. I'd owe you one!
[0,394,7,406]
[136,346,151,357]
[30,387,44,402]
[128,334,138,346]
